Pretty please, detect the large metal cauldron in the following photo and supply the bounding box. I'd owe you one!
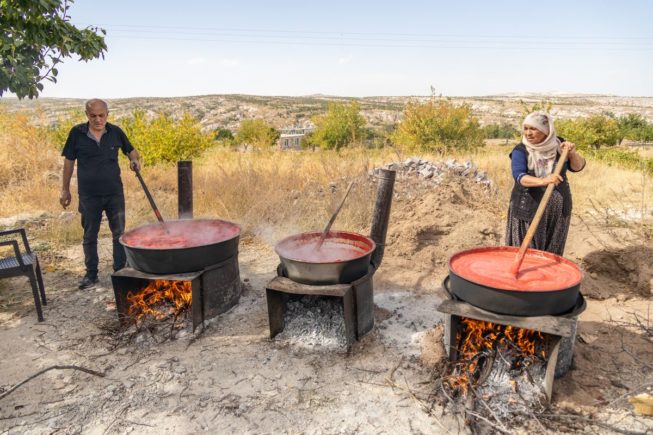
[120,219,240,274]
[275,231,376,285]
[447,246,583,316]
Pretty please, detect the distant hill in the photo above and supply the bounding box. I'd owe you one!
[2,94,653,132]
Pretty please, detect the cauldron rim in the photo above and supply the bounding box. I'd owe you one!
[448,245,584,293]
[119,218,241,251]
[275,230,376,265]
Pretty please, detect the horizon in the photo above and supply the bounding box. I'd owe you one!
[5,0,651,99]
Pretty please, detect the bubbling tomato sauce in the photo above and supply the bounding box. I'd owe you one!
[275,231,375,263]
[449,246,582,292]
[121,219,240,249]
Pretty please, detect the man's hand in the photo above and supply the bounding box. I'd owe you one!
[60,190,72,208]
[129,159,141,172]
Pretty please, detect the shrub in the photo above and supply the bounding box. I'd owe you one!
[121,110,215,165]
[310,101,366,150]
[556,115,621,148]
[483,122,520,139]
[618,113,653,142]
[390,98,484,153]
[234,119,279,150]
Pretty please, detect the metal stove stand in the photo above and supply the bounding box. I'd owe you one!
[111,254,240,331]
[266,266,375,347]
[437,283,586,401]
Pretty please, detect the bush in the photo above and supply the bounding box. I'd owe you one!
[310,101,366,150]
[556,115,621,148]
[390,98,484,153]
[234,119,279,150]
[618,113,653,142]
[483,122,520,139]
[121,110,215,165]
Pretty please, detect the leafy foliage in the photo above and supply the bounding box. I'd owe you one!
[310,101,366,150]
[483,122,520,139]
[120,111,215,165]
[617,113,653,142]
[0,0,107,99]
[556,115,621,148]
[234,119,280,150]
[390,98,484,153]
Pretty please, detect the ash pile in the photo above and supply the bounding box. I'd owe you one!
[372,157,493,187]
[275,295,348,352]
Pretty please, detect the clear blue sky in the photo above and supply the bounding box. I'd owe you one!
[36,0,653,98]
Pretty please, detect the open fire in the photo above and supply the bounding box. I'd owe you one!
[126,280,192,323]
[446,318,548,394]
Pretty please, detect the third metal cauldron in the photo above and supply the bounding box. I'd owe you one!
[447,246,583,316]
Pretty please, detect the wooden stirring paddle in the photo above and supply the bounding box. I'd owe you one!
[316,181,355,250]
[509,147,569,277]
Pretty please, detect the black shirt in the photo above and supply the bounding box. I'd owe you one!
[61,122,134,196]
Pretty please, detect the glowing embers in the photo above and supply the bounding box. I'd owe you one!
[126,280,192,324]
[446,318,548,394]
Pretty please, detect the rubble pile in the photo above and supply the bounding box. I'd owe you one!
[372,157,493,187]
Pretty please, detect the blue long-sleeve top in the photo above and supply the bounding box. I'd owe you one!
[510,146,581,184]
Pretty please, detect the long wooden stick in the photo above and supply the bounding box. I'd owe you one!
[509,147,569,276]
[316,182,355,249]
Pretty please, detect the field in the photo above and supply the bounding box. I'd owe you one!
[0,99,652,434]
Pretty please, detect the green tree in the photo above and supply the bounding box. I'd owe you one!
[121,111,214,165]
[234,119,279,150]
[214,127,234,141]
[390,98,484,153]
[1,0,107,99]
[482,122,520,140]
[556,115,621,148]
[617,113,653,142]
[311,101,366,150]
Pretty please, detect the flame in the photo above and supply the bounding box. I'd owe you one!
[447,318,546,393]
[126,280,192,322]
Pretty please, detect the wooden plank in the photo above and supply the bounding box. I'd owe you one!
[437,299,575,337]
[266,276,351,297]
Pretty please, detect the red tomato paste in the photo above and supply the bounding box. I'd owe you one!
[121,219,240,249]
[275,231,375,263]
[449,246,583,292]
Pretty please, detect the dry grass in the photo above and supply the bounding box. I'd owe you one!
[1,108,651,253]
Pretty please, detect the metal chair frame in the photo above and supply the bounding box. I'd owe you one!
[0,228,47,321]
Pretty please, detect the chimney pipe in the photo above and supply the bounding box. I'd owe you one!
[370,168,395,269]
[178,161,193,219]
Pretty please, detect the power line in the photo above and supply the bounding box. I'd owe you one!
[74,22,653,42]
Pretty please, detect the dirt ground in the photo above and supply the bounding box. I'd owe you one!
[1,174,652,434]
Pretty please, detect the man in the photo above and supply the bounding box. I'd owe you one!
[60,99,140,289]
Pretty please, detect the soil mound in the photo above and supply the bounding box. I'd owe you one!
[375,162,504,291]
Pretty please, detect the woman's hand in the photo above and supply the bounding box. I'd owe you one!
[519,174,563,187]
[541,173,563,187]
[561,141,577,156]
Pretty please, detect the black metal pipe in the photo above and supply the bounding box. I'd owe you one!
[178,161,193,219]
[370,168,396,269]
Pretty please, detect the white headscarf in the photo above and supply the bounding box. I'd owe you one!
[522,112,561,178]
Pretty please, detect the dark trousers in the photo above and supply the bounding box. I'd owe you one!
[79,194,126,277]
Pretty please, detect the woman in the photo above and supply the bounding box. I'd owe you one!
[505,112,586,256]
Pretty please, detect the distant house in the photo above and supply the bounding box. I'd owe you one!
[278,126,315,150]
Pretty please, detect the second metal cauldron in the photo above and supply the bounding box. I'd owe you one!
[275,231,376,285]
